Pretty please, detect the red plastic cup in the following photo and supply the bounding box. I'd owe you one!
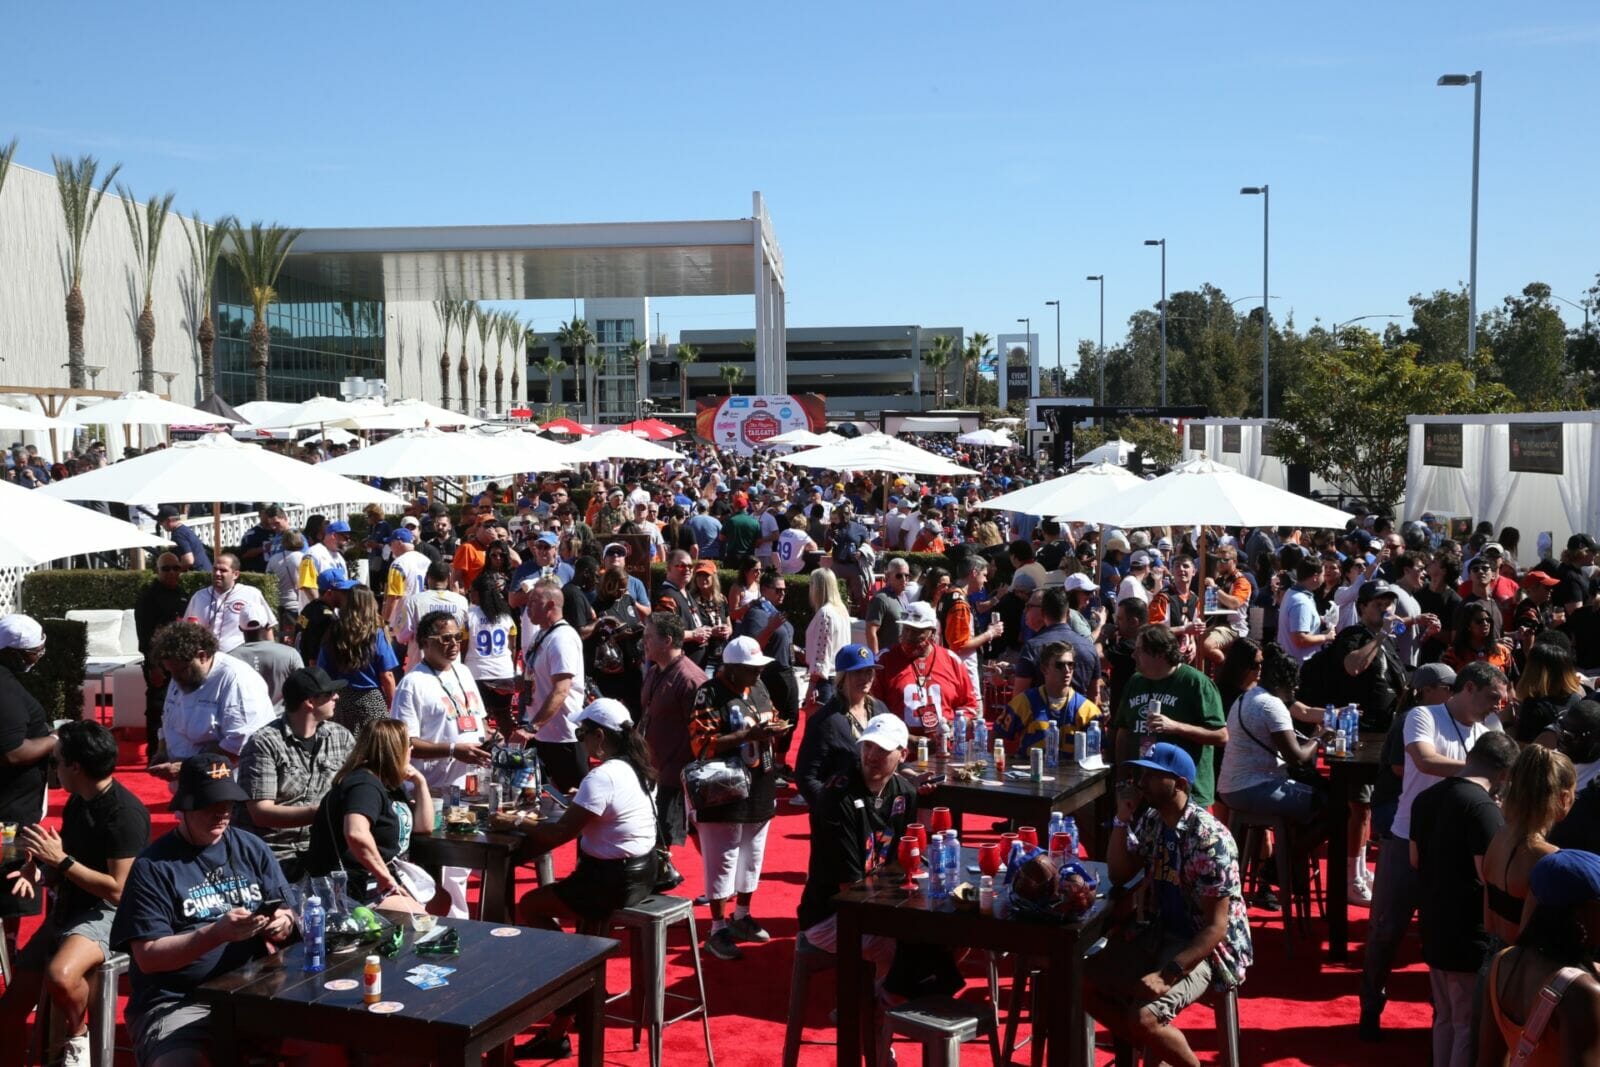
[1000,832,1020,853]
[907,823,928,854]
[929,807,952,835]
[977,842,1002,878]
[1017,825,1039,848]
[1050,831,1074,858]
[898,837,922,889]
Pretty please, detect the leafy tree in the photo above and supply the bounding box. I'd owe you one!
[474,306,492,413]
[554,317,593,411]
[924,334,954,405]
[433,298,457,409]
[184,211,236,400]
[227,221,303,401]
[961,332,992,406]
[539,355,566,406]
[1401,287,1491,366]
[1488,282,1570,407]
[118,185,177,394]
[719,363,745,394]
[53,154,122,389]
[1275,331,1516,513]
[454,300,476,414]
[673,342,700,410]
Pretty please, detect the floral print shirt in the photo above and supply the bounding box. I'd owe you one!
[1131,801,1253,986]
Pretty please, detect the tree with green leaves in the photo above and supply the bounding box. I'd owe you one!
[183,211,236,401]
[1488,282,1569,408]
[117,185,177,394]
[1073,416,1181,468]
[554,317,594,412]
[226,220,303,401]
[474,305,492,413]
[493,311,520,413]
[53,155,123,389]
[674,341,700,411]
[923,334,954,406]
[961,332,992,406]
[584,345,607,422]
[454,299,475,414]
[517,324,540,408]
[433,298,457,409]
[719,363,745,395]
[1402,287,1492,366]
[539,355,566,406]
[1275,330,1516,513]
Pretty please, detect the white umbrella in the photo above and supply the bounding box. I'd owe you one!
[1075,439,1134,467]
[465,428,582,473]
[762,428,831,449]
[0,404,72,434]
[318,428,567,480]
[245,395,375,431]
[355,399,484,431]
[567,430,683,462]
[301,428,359,448]
[0,480,170,567]
[957,428,1016,448]
[231,401,300,441]
[978,462,1144,517]
[1076,456,1355,529]
[776,432,977,477]
[65,390,235,428]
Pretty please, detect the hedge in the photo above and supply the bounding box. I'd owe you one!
[18,618,87,721]
[21,570,280,620]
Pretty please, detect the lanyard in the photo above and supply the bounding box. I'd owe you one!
[424,663,470,719]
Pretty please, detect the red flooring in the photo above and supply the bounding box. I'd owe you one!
[9,732,1433,1065]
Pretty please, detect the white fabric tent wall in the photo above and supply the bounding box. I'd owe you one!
[1405,413,1600,558]
[1180,418,1338,497]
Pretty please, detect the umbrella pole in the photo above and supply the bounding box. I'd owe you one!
[211,500,223,564]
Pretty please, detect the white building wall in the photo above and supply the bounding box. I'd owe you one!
[384,299,453,407]
[0,162,202,402]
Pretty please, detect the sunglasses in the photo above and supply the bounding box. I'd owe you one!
[428,633,463,644]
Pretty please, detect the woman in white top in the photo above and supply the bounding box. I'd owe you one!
[727,555,763,625]
[805,568,852,710]
[1217,640,1333,829]
[1331,556,1370,633]
[464,571,518,736]
[775,512,819,576]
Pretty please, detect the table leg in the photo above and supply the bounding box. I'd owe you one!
[482,856,509,923]
[212,1001,241,1065]
[576,970,605,1067]
[836,906,863,1067]
[1044,950,1091,1067]
[1327,773,1350,964]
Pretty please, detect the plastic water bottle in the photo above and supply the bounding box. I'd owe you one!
[943,830,960,887]
[1344,705,1361,742]
[993,864,1010,919]
[1084,720,1102,762]
[1334,725,1348,757]
[928,836,949,901]
[1044,722,1060,770]
[1062,815,1079,860]
[302,895,326,974]
[972,717,989,758]
[1048,811,1064,841]
[951,715,967,762]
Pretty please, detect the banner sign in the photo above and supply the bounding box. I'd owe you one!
[695,393,827,456]
[1508,423,1563,475]
[1222,425,1242,454]
[1188,424,1205,450]
[1259,423,1280,457]
[1005,365,1032,401]
[1422,424,1464,468]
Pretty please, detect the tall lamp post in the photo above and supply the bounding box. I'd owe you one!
[1550,293,1593,335]
[1085,275,1105,405]
[1437,71,1482,360]
[1144,239,1167,404]
[1044,300,1061,396]
[1240,185,1270,417]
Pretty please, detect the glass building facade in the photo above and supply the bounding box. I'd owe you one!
[593,317,638,419]
[212,263,386,404]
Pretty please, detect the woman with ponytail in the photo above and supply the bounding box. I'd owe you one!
[1484,745,1578,943]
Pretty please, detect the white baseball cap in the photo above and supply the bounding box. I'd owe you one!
[721,635,775,668]
[576,698,632,733]
[899,602,938,630]
[1063,573,1098,594]
[859,713,910,752]
[0,614,44,651]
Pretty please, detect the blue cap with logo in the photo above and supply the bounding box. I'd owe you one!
[326,520,352,535]
[317,569,359,593]
[387,527,415,544]
[1126,741,1196,785]
[834,643,880,674]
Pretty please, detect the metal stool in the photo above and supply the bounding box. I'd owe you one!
[1228,809,1319,958]
[0,928,11,988]
[31,950,130,1067]
[883,996,1002,1067]
[782,933,839,1067]
[1110,982,1240,1067]
[605,895,714,1067]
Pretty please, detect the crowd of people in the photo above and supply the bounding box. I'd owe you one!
[2,428,1600,1066]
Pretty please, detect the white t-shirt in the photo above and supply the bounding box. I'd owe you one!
[184,584,275,653]
[627,488,652,508]
[775,529,811,574]
[162,653,276,764]
[1217,688,1294,796]
[464,605,516,682]
[299,541,345,590]
[524,622,585,744]
[1393,703,1503,839]
[398,589,470,663]
[572,759,657,860]
[389,662,487,791]
[268,551,305,611]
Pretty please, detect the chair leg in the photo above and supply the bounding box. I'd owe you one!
[930,1034,962,1067]
[682,911,715,1067]
[641,922,666,1067]
[1215,986,1241,1067]
[89,968,115,1067]
[1272,830,1295,959]
[1001,957,1027,1062]
[782,953,810,1067]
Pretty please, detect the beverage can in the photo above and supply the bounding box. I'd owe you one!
[1030,747,1045,781]
[992,741,1006,778]
[916,737,929,766]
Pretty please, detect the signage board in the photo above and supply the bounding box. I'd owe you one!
[1508,423,1563,475]
[694,393,827,456]
[1422,424,1464,468]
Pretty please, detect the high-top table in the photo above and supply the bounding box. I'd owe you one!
[919,754,1113,857]
[1323,733,1386,964]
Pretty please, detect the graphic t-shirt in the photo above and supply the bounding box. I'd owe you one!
[1114,664,1227,807]
[0,665,50,824]
[57,779,150,920]
[111,828,289,1020]
[389,663,487,791]
[872,645,977,735]
[797,767,915,930]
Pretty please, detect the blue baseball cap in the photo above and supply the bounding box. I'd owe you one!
[1530,850,1600,908]
[1127,742,1196,785]
[387,527,415,544]
[317,569,359,593]
[326,520,352,535]
[834,643,880,674]
[535,531,560,546]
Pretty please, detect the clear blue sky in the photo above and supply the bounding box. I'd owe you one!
[6,2,1598,363]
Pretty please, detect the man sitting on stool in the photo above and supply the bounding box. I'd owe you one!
[1085,743,1254,1067]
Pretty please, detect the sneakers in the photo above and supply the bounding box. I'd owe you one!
[54,1032,90,1067]
[1348,866,1373,906]
[706,926,743,960]
[788,793,809,807]
[727,914,771,943]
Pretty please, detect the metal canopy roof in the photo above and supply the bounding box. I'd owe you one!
[281,218,766,302]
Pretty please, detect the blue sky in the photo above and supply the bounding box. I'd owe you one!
[5,2,1598,364]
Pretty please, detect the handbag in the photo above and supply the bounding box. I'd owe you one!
[681,755,752,811]
[621,759,685,893]
[1233,693,1328,788]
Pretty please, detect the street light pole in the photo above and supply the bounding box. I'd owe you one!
[1086,275,1104,406]
[1144,239,1167,404]
[1550,293,1593,335]
[1438,70,1482,360]
[1240,186,1269,417]
[1044,300,1061,396]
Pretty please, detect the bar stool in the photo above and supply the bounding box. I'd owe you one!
[1110,982,1241,1067]
[1228,808,1324,957]
[0,928,11,987]
[603,895,714,1067]
[882,996,1002,1067]
[32,950,130,1067]
[782,933,839,1067]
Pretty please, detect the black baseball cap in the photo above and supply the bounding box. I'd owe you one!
[282,666,347,709]
[171,754,249,811]
[1569,533,1598,552]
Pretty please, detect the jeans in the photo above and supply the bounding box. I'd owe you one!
[1360,835,1419,1017]
[1429,968,1477,1067]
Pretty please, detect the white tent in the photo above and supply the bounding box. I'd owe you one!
[776,432,977,477]
[763,428,832,449]
[65,391,235,428]
[977,462,1144,517]
[566,430,682,462]
[1179,418,1340,497]
[0,480,170,567]
[1074,439,1134,467]
[245,396,380,431]
[957,428,1016,448]
[1078,457,1354,529]
[895,416,963,434]
[464,427,583,473]
[338,399,484,432]
[316,428,552,480]
[0,404,72,434]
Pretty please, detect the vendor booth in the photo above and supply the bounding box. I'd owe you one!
[1180,418,1339,499]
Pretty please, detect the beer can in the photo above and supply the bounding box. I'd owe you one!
[1030,747,1045,781]
[916,737,929,766]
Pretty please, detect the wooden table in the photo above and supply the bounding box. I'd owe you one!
[1323,733,1385,964]
[834,854,1111,1067]
[410,829,529,923]
[197,919,616,1067]
[921,757,1113,857]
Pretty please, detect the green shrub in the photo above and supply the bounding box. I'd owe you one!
[21,570,279,619]
[18,618,87,721]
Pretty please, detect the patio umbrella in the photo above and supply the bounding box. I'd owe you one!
[331,399,484,432]
[465,428,583,474]
[244,395,382,431]
[957,428,1017,448]
[0,404,72,433]
[541,417,593,436]
[1076,456,1355,529]
[616,418,684,440]
[64,390,236,428]
[977,462,1144,517]
[37,431,405,560]
[775,432,977,477]
[761,428,830,449]
[319,428,570,480]
[566,430,682,462]
[1074,439,1135,467]
[0,479,170,567]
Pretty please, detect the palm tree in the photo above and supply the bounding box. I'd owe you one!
[182,212,235,401]
[516,324,540,409]
[674,342,700,411]
[493,311,517,414]
[0,138,16,200]
[539,355,566,406]
[719,363,745,395]
[924,334,954,406]
[963,332,993,406]
[454,300,475,414]
[474,306,491,414]
[53,155,123,389]
[623,337,647,413]
[584,345,606,422]
[433,298,457,409]
[226,221,304,401]
[117,185,177,394]
[554,317,594,411]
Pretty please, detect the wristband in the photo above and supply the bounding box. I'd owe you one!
[1111,817,1131,830]
[56,855,77,875]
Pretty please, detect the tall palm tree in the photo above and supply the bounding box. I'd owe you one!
[963,332,992,406]
[674,342,700,411]
[183,212,235,401]
[53,155,123,389]
[454,299,475,414]
[554,317,593,412]
[474,305,491,414]
[492,311,516,414]
[924,334,954,406]
[433,298,457,409]
[539,355,566,406]
[0,138,16,200]
[226,220,303,401]
[719,363,745,395]
[516,324,540,409]
[623,337,647,412]
[117,185,177,394]
[584,345,606,423]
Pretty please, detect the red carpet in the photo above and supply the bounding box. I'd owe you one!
[10,731,1435,1065]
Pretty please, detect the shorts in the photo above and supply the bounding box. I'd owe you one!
[1220,778,1323,824]
[14,904,115,972]
[552,851,656,921]
[131,1002,213,1066]
[1136,929,1218,1026]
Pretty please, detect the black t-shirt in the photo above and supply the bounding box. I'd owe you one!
[1371,711,1409,812]
[563,583,597,630]
[1550,779,1600,853]
[111,827,289,1020]
[1514,691,1582,744]
[1327,625,1405,728]
[1555,561,1593,609]
[1414,586,1463,638]
[797,766,915,930]
[305,768,413,879]
[0,665,49,824]
[1411,776,1503,972]
[297,600,337,664]
[58,780,151,918]
[1561,609,1600,670]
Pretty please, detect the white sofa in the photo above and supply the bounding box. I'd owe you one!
[64,609,148,729]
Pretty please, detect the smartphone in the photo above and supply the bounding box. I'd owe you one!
[541,785,570,810]
[252,896,285,918]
